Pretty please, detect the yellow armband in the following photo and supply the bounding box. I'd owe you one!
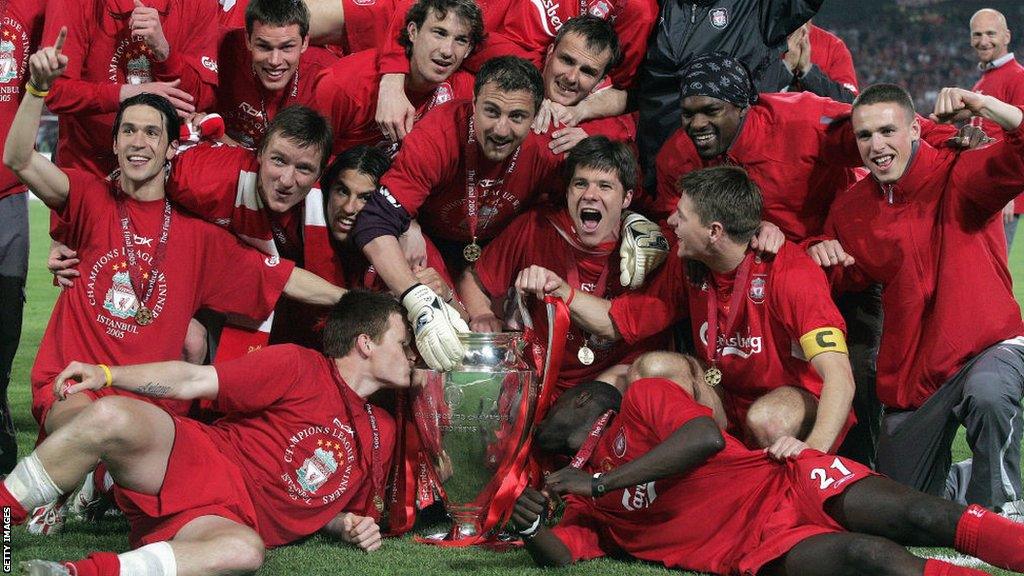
[798,327,848,360]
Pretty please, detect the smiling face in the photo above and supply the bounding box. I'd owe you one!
[971,10,1011,65]
[472,82,537,162]
[852,102,920,184]
[567,165,631,248]
[247,21,308,92]
[666,192,711,261]
[368,313,416,389]
[113,104,176,185]
[681,95,745,160]
[257,132,324,214]
[326,168,376,243]
[407,9,473,88]
[542,31,612,107]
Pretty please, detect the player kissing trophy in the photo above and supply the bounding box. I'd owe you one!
[408,296,569,544]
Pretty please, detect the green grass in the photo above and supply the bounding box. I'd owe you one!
[9,201,1024,574]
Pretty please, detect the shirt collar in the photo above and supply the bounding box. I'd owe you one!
[980,52,1015,71]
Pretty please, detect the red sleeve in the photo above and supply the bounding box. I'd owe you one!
[167,143,252,221]
[43,0,122,115]
[952,124,1024,215]
[461,32,537,75]
[578,113,636,144]
[151,0,219,111]
[768,244,847,340]
[653,132,698,219]
[624,377,713,439]
[377,105,459,217]
[377,0,416,75]
[550,498,608,562]
[608,253,687,344]
[822,37,858,92]
[312,62,360,141]
[197,225,295,319]
[607,0,657,89]
[55,169,108,248]
[213,344,303,412]
[473,212,534,298]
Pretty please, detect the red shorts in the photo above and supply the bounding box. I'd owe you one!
[113,416,259,548]
[739,452,877,574]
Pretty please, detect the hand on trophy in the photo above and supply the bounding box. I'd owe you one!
[401,283,469,371]
[514,265,570,302]
[619,211,669,289]
[543,467,593,497]
[511,487,549,534]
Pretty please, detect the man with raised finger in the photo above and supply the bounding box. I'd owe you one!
[809,84,1024,513]
[41,0,219,177]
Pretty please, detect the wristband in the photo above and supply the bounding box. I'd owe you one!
[591,472,606,497]
[518,514,542,538]
[98,364,113,388]
[25,81,49,98]
[565,286,576,307]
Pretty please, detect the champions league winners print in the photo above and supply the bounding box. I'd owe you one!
[86,245,168,338]
[0,15,30,102]
[281,421,357,506]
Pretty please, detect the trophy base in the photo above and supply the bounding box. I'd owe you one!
[447,505,483,540]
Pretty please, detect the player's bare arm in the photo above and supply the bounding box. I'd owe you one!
[283,267,347,306]
[510,487,573,567]
[804,349,856,454]
[514,265,621,340]
[3,27,71,210]
[544,415,724,498]
[932,87,1024,130]
[459,267,504,332]
[53,360,219,401]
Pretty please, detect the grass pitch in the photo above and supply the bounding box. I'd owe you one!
[9,201,1022,575]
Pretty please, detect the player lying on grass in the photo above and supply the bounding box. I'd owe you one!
[3,290,409,576]
[512,351,1024,576]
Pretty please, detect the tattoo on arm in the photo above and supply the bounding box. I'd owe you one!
[134,381,172,398]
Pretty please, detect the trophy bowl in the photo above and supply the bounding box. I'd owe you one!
[411,331,538,540]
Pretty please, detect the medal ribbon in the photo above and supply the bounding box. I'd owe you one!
[569,409,615,469]
[115,192,172,314]
[560,222,613,358]
[331,362,386,521]
[464,116,521,243]
[704,252,755,370]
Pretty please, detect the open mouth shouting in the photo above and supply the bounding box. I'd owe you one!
[578,207,602,233]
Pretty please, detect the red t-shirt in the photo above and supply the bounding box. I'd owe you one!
[553,377,873,575]
[467,0,657,88]
[808,24,858,94]
[312,49,474,155]
[973,55,1024,213]
[0,0,44,202]
[211,345,396,547]
[168,142,305,260]
[475,207,667,392]
[31,170,293,423]
[42,0,219,177]
[655,93,860,240]
[609,243,846,430]
[379,99,562,242]
[216,30,337,149]
[824,135,1024,410]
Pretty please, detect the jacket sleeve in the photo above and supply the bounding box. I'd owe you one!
[758,0,823,46]
[43,0,123,115]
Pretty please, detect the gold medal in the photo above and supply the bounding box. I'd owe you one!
[463,242,482,263]
[577,345,595,366]
[135,306,154,326]
[373,494,385,513]
[704,366,722,387]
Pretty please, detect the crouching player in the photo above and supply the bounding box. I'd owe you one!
[5,291,411,576]
[512,354,1024,576]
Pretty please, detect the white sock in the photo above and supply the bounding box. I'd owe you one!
[118,542,177,576]
[4,452,62,509]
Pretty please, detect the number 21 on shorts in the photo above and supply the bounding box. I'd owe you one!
[810,457,854,490]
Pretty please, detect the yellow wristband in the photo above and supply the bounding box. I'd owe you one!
[798,327,848,360]
[98,364,113,388]
[24,82,49,99]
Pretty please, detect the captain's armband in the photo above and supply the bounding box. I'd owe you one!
[798,327,848,360]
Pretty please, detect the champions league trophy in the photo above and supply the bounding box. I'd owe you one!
[411,331,539,541]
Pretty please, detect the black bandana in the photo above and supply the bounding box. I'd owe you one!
[679,52,758,108]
